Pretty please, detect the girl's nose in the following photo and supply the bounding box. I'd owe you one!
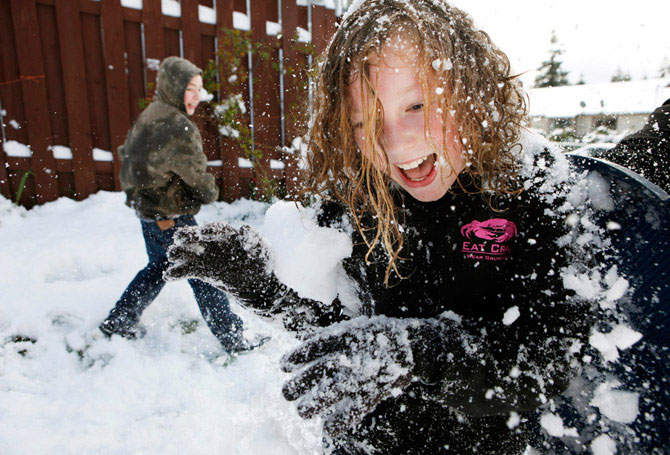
[382,118,411,156]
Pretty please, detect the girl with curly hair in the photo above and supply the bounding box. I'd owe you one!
[166,1,598,453]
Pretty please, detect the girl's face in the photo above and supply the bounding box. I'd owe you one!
[184,74,203,115]
[348,42,465,202]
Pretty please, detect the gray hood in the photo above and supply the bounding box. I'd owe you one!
[155,56,202,111]
[118,56,217,219]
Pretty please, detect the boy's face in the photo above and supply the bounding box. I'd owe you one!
[348,41,465,202]
[184,74,203,115]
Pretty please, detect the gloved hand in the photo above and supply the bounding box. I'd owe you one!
[165,222,282,306]
[280,315,451,437]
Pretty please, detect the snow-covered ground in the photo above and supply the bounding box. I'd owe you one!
[0,192,323,455]
[0,177,659,455]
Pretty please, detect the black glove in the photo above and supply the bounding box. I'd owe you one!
[165,222,349,328]
[165,222,283,308]
[280,315,451,437]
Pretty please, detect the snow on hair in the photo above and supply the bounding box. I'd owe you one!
[301,0,528,285]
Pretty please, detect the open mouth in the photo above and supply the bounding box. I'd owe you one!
[395,153,438,186]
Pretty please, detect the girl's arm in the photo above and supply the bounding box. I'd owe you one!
[164,222,348,331]
[278,294,592,437]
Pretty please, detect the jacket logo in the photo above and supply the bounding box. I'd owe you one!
[460,218,517,261]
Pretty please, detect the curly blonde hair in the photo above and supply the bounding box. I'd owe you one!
[302,0,527,285]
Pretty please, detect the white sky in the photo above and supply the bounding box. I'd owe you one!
[450,0,669,87]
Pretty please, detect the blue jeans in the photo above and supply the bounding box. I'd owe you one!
[107,215,244,349]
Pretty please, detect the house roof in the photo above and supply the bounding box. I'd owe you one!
[527,78,670,118]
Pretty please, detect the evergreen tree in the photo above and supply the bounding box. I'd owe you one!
[611,67,632,82]
[534,31,570,88]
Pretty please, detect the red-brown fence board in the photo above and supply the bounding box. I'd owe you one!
[55,0,98,199]
[101,0,132,190]
[0,0,27,202]
[123,19,145,122]
[250,0,282,188]
[281,0,311,196]
[10,0,59,204]
[215,0,241,201]
[312,5,337,55]
[37,3,68,148]
[0,0,338,206]
[142,0,164,97]
[163,28,181,58]
[181,0,201,66]
[81,11,111,151]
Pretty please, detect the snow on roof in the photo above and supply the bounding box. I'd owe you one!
[527,78,670,118]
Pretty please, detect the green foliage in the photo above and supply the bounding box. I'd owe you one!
[14,170,33,205]
[203,28,314,202]
[176,319,199,335]
[535,31,570,88]
[138,81,155,111]
[549,126,577,143]
[204,28,272,199]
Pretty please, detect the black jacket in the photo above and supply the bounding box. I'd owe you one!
[317,169,593,454]
[597,98,670,194]
[244,139,596,454]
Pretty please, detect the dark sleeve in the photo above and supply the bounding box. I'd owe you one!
[596,99,670,194]
[238,277,349,332]
[415,187,595,417]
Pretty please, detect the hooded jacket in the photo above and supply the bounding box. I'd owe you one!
[119,57,218,219]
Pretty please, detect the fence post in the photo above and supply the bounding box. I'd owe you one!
[142,0,164,97]
[215,0,241,201]
[54,0,98,199]
[9,0,59,204]
[101,0,132,190]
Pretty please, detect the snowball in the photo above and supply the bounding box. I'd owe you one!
[589,331,618,361]
[502,306,520,325]
[607,324,642,350]
[585,172,615,211]
[589,324,642,362]
[604,277,628,302]
[258,201,355,307]
[591,434,617,455]
[540,412,579,438]
[506,412,520,429]
[563,271,602,300]
[606,221,621,231]
[591,382,639,424]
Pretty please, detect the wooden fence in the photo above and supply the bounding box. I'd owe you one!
[0,0,338,206]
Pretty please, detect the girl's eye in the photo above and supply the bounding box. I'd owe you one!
[408,103,424,112]
[352,122,363,130]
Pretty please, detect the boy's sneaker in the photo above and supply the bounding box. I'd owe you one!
[99,315,146,340]
[229,334,271,354]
